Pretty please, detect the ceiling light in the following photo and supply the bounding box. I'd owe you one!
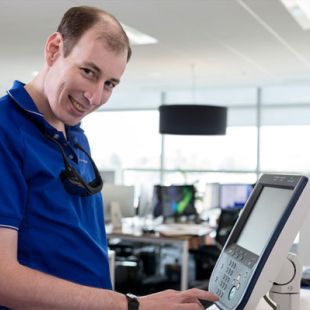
[121,23,158,45]
[280,0,310,30]
[159,104,227,135]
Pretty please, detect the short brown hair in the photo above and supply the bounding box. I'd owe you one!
[57,6,131,61]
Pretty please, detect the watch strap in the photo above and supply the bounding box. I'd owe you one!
[126,293,139,310]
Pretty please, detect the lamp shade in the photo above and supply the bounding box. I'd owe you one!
[159,104,227,135]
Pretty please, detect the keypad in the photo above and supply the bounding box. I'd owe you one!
[209,244,259,308]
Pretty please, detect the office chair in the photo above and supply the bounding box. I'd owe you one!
[215,208,241,248]
[193,208,241,281]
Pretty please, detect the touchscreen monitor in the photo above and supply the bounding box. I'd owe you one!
[208,174,310,310]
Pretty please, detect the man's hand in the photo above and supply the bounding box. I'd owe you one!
[138,288,219,310]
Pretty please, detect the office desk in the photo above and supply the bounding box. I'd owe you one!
[107,221,212,291]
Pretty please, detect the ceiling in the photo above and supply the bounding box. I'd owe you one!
[2,0,310,108]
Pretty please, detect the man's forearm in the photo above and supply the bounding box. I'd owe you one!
[0,262,127,310]
[0,229,220,310]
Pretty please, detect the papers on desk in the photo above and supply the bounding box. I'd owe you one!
[154,223,213,237]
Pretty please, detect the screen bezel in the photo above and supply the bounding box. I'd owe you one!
[213,174,307,309]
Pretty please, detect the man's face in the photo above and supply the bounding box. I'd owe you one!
[44,28,128,128]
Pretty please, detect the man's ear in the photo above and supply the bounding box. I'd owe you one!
[45,32,63,66]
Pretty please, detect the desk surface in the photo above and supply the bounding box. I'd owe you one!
[106,217,213,239]
[154,223,213,237]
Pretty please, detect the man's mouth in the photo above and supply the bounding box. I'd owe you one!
[69,95,87,113]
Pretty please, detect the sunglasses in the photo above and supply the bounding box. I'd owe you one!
[45,134,103,196]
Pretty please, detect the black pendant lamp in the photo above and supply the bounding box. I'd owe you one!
[159,104,227,135]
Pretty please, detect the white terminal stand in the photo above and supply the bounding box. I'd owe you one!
[268,252,301,310]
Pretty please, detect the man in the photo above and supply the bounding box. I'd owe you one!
[0,6,218,309]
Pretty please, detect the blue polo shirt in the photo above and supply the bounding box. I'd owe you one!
[0,81,111,308]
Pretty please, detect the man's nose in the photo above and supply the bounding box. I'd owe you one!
[84,83,104,106]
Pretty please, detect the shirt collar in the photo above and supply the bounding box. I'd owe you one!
[7,80,44,120]
[7,80,83,136]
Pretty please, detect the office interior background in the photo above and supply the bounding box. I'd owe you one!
[2,0,310,192]
[3,0,310,292]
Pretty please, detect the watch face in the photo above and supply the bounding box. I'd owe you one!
[127,293,137,299]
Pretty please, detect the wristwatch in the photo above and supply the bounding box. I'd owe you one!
[126,293,139,310]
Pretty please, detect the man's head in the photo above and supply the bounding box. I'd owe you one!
[31,6,130,131]
[57,6,131,61]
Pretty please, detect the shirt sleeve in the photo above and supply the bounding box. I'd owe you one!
[0,123,27,230]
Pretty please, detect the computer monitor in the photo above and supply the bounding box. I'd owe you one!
[208,174,310,310]
[102,184,135,220]
[204,183,221,209]
[152,185,197,219]
[219,183,253,209]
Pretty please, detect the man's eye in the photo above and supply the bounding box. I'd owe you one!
[81,68,95,78]
[105,81,116,89]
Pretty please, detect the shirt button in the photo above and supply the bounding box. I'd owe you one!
[53,134,59,139]
[69,155,74,160]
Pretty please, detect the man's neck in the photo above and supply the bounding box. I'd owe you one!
[25,75,66,135]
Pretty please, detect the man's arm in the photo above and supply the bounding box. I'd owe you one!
[0,228,218,310]
[0,228,127,310]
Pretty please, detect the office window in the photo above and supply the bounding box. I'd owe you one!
[260,84,310,173]
[260,125,310,173]
[262,84,310,105]
[164,126,257,171]
[163,171,256,187]
[75,84,310,221]
[81,85,310,190]
[123,170,161,215]
[82,111,161,183]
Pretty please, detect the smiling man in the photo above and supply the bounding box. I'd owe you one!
[26,8,128,134]
[0,6,218,310]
